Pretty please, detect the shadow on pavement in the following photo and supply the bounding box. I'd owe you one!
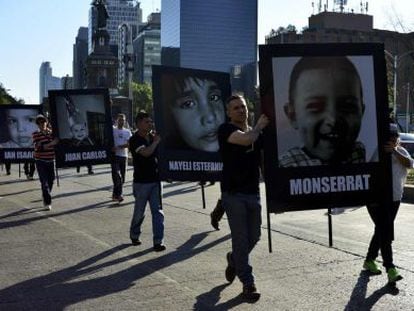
[163,184,200,198]
[0,232,230,310]
[344,270,399,310]
[194,283,255,310]
[0,199,115,230]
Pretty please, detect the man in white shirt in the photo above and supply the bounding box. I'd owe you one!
[111,114,132,202]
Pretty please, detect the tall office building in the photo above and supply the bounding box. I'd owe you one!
[161,0,258,98]
[39,62,62,104]
[73,27,89,89]
[133,12,161,84]
[88,0,142,54]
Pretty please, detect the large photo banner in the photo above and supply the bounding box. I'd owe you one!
[0,104,42,163]
[152,65,231,181]
[48,89,114,168]
[259,43,392,213]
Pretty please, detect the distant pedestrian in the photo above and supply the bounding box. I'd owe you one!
[363,123,413,284]
[24,161,35,180]
[129,112,165,251]
[218,94,269,301]
[111,113,131,203]
[32,115,59,211]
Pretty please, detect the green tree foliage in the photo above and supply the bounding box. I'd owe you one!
[131,82,153,116]
[0,83,23,105]
[118,81,153,117]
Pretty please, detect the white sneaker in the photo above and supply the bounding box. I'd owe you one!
[44,204,52,211]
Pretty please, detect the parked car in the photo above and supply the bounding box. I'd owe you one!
[399,132,414,158]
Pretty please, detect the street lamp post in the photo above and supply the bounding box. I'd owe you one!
[384,50,414,121]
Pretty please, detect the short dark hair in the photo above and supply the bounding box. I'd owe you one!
[135,111,150,124]
[288,56,363,105]
[35,114,47,125]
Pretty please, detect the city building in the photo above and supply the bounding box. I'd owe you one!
[265,7,414,121]
[88,0,142,54]
[160,0,257,99]
[73,27,89,89]
[117,23,138,89]
[39,62,62,104]
[133,12,161,84]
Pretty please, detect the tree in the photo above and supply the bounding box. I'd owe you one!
[0,83,23,105]
[131,82,153,116]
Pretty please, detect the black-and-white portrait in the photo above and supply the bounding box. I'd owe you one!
[259,43,391,213]
[152,65,231,181]
[274,56,378,167]
[0,105,40,149]
[49,89,114,168]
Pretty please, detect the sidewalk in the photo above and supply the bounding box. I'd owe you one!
[0,165,413,310]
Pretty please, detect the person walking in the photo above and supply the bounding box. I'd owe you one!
[111,113,131,203]
[218,94,269,300]
[363,123,413,284]
[32,114,58,210]
[129,112,165,252]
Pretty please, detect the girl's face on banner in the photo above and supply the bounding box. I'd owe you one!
[171,77,225,152]
[7,109,38,147]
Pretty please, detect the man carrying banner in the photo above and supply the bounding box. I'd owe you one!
[218,94,269,301]
[128,112,165,252]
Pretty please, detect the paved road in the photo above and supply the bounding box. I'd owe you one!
[0,164,413,310]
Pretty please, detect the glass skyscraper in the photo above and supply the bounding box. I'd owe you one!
[161,0,257,97]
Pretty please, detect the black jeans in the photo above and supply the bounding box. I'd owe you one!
[35,160,55,205]
[111,156,127,197]
[24,161,35,176]
[366,201,400,270]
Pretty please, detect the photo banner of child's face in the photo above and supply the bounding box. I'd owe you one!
[152,65,231,181]
[259,43,392,213]
[0,105,42,163]
[48,89,114,168]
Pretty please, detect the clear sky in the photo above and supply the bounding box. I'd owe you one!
[0,0,413,104]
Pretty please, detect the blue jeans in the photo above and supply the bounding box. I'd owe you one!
[111,156,127,197]
[35,160,55,205]
[130,182,164,245]
[222,192,262,286]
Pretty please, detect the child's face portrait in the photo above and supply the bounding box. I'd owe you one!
[71,123,87,141]
[7,109,38,147]
[287,67,364,161]
[171,77,225,152]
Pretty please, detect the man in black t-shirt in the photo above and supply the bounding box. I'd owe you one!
[128,112,165,252]
[218,94,269,301]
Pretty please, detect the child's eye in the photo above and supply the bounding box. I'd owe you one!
[306,101,325,113]
[176,97,195,109]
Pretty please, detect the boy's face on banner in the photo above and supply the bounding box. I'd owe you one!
[171,77,225,152]
[288,68,364,161]
[7,109,38,147]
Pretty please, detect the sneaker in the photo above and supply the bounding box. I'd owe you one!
[44,204,52,211]
[26,174,30,180]
[153,244,166,252]
[131,238,141,246]
[88,170,94,175]
[363,259,382,275]
[28,175,34,180]
[118,196,124,203]
[225,252,236,283]
[387,267,403,283]
[242,284,261,301]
